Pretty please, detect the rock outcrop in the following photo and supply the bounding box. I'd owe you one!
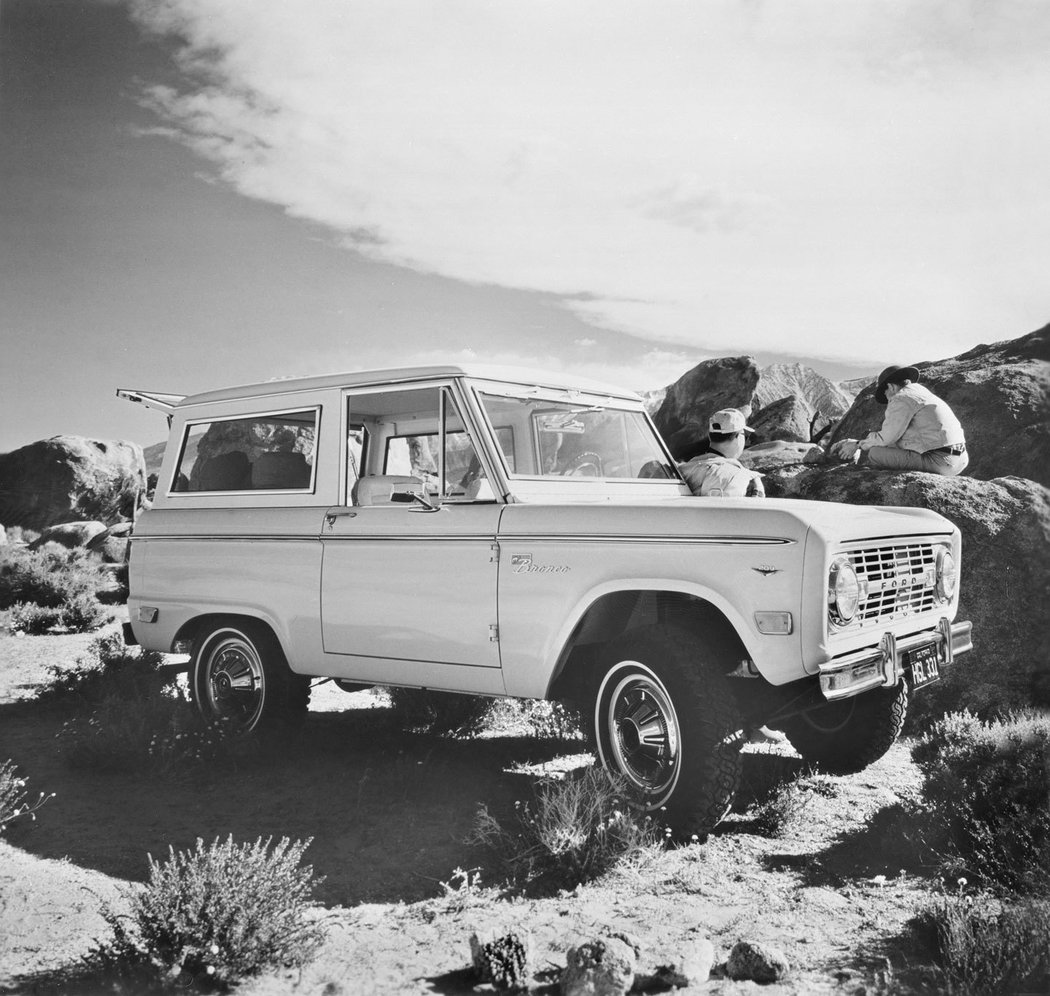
[0,436,146,532]
[748,396,812,444]
[651,357,760,459]
[764,465,1050,720]
[739,441,826,472]
[830,324,1050,486]
[27,521,108,551]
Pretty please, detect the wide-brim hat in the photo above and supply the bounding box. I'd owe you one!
[875,364,920,405]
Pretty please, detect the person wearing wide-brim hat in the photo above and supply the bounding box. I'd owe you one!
[831,364,968,475]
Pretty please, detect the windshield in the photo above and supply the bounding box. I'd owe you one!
[478,391,677,480]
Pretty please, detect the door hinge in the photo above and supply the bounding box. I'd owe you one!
[489,624,500,643]
[490,541,500,563]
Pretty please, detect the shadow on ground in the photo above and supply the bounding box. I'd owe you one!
[0,698,585,907]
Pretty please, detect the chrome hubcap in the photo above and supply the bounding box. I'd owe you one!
[204,637,264,728]
[605,667,680,801]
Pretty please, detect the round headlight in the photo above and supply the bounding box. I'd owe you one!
[936,549,957,600]
[829,558,860,624]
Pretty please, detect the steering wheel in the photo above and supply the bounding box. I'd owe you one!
[564,451,603,477]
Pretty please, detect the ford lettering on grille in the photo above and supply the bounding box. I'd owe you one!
[848,543,937,624]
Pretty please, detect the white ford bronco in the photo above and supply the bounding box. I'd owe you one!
[120,365,972,834]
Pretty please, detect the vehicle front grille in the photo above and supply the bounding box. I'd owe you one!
[847,542,937,625]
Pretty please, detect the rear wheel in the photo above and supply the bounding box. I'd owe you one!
[779,681,907,774]
[190,619,310,735]
[593,627,743,836]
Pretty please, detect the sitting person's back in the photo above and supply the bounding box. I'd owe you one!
[679,409,764,497]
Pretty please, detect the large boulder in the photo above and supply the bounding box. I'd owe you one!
[652,357,760,459]
[764,465,1050,721]
[748,396,812,444]
[830,325,1050,486]
[28,521,108,551]
[0,436,146,532]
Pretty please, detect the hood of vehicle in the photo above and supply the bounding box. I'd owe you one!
[498,496,955,545]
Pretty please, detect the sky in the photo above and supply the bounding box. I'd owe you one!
[2,0,1048,452]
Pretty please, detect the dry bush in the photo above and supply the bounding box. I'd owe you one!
[0,759,53,834]
[471,767,662,892]
[386,686,494,736]
[91,836,325,990]
[0,543,112,633]
[911,709,1050,894]
[915,882,1050,994]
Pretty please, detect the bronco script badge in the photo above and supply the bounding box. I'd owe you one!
[511,554,571,575]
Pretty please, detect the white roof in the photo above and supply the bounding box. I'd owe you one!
[174,364,643,408]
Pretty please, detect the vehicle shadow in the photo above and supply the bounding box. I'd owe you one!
[0,699,586,907]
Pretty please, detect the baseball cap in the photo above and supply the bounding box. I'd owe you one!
[708,409,754,435]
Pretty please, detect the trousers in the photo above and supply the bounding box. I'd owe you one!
[866,445,969,476]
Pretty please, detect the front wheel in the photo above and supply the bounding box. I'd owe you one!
[779,681,907,774]
[190,619,310,735]
[593,627,743,836]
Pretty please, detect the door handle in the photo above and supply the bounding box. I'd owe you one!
[325,509,357,526]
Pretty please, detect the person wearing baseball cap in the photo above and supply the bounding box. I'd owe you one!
[680,408,765,497]
[831,364,968,475]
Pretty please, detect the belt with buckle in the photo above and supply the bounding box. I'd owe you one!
[928,443,966,455]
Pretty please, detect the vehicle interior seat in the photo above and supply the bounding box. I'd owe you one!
[196,450,251,491]
[251,451,311,489]
[351,475,423,506]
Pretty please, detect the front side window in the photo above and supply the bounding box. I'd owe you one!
[172,408,317,493]
[346,386,495,503]
[478,392,676,480]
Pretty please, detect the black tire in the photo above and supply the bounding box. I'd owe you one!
[779,681,907,775]
[190,619,310,735]
[593,627,743,836]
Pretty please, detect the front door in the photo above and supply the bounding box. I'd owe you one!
[318,381,505,688]
[320,502,502,668]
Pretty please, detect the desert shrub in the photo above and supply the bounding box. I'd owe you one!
[93,836,325,989]
[57,692,238,775]
[35,631,169,706]
[387,686,494,736]
[911,710,1050,893]
[45,634,240,774]
[487,698,585,740]
[471,767,661,891]
[0,542,112,633]
[747,777,813,838]
[0,760,53,834]
[915,881,1050,994]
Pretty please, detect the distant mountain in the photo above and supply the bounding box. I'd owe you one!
[755,362,858,423]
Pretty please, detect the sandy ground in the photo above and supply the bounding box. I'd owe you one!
[0,627,941,995]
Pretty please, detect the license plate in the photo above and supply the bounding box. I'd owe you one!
[905,643,942,689]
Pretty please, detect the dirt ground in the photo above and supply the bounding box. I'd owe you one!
[0,625,944,995]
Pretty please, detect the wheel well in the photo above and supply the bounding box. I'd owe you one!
[172,613,279,657]
[546,591,749,702]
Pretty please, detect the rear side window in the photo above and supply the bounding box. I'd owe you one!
[171,408,318,493]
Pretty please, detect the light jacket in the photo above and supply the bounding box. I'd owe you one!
[681,453,764,497]
[865,383,966,453]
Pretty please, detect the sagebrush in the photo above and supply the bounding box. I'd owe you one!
[387,686,494,736]
[915,881,1050,994]
[0,759,53,834]
[911,709,1050,893]
[93,836,325,989]
[0,542,112,633]
[471,766,661,891]
[43,633,237,774]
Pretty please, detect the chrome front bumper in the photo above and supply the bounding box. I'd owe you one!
[819,617,973,701]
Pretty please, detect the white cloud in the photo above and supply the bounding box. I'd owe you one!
[131,0,1050,364]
